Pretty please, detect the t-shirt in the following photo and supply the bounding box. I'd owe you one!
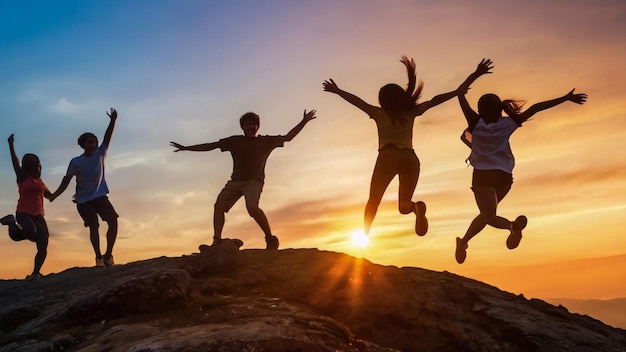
[469,117,519,173]
[16,176,46,216]
[369,108,414,150]
[218,135,286,182]
[66,144,109,204]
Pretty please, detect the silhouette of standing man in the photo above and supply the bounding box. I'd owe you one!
[51,108,119,267]
[170,110,316,250]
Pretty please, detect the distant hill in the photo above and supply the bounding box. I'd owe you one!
[547,298,626,330]
[1,241,625,352]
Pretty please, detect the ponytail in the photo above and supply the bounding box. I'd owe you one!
[400,56,423,105]
[502,99,525,117]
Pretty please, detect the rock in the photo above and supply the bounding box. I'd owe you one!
[0,247,624,352]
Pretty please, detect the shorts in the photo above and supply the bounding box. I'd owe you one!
[215,179,264,213]
[76,196,119,228]
[472,169,513,201]
[12,213,49,243]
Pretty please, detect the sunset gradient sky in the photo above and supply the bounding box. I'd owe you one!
[1,0,625,301]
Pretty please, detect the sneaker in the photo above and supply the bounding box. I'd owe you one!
[455,237,468,264]
[506,215,527,250]
[265,235,279,250]
[1,214,22,231]
[25,273,42,281]
[95,257,105,267]
[103,255,115,267]
[0,214,16,226]
[414,201,428,236]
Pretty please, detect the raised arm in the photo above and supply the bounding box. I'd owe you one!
[103,108,118,146]
[458,58,493,93]
[323,79,377,116]
[7,134,21,177]
[169,141,220,152]
[413,58,493,118]
[457,92,480,130]
[516,89,587,124]
[284,110,317,142]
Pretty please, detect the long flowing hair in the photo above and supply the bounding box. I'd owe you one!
[478,93,525,119]
[378,56,424,126]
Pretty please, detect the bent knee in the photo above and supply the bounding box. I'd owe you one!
[480,213,498,225]
[398,202,414,215]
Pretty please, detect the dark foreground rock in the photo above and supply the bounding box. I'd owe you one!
[1,242,625,351]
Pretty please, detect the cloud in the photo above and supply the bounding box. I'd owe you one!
[50,97,83,114]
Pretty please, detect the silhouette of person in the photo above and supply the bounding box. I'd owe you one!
[323,57,477,237]
[455,60,587,263]
[0,134,53,280]
[50,108,120,267]
[170,110,316,250]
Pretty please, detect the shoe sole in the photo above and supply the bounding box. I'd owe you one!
[455,237,467,264]
[506,216,527,249]
[266,236,279,250]
[415,201,428,237]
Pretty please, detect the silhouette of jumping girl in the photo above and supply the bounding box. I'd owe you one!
[323,57,478,237]
[455,59,587,263]
[0,134,53,280]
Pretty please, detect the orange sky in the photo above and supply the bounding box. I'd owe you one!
[1,1,625,301]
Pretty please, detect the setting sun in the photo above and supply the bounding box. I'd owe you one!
[351,230,371,248]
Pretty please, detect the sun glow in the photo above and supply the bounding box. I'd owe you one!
[351,230,370,248]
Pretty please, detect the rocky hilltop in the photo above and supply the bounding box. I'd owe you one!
[1,241,625,352]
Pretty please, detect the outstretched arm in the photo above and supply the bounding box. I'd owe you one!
[102,108,118,146]
[414,90,461,116]
[457,92,480,129]
[516,89,587,123]
[285,110,317,142]
[49,175,73,202]
[458,58,493,93]
[7,134,21,177]
[413,58,493,117]
[169,141,220,152]
[44,186,53,201]
[323,79,377,116]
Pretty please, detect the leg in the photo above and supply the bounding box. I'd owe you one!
[90,197,119,266]
[246,206,272,237]
[242,180,278,250]
[457,170,515,263]
[103,218,118,258]
[32,216,49,276]
[10,213,34,241]
[396,150,427,236]
[473,186,512,229]
[88,225,102,258]
[455,214,486,264]
[213,182,242,244]
[364,152,396,235]
[77,201,103,263]
[213,204,227,242]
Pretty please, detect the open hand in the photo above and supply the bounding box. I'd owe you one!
[322,79,340,93]
[566,89,587,104]
[106,108,118,119]
[475,58,493,76]
[169,141,186,152]
[303,109,317,122]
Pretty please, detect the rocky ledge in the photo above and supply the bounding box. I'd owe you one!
[1,240,625,351]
